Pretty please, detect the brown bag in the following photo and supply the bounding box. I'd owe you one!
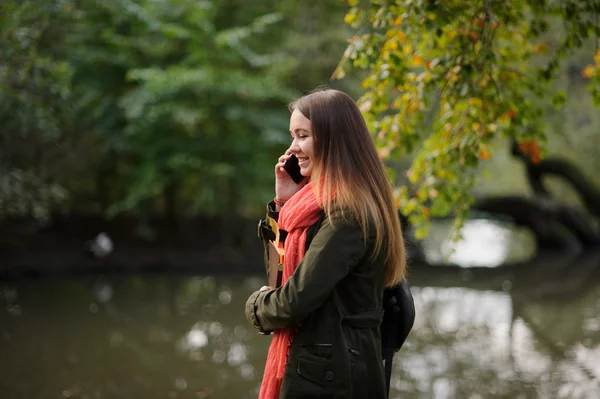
[261,214,285,288]
[267,240,284,288]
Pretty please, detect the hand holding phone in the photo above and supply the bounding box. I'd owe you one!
[275,153,306,204]
[283,154,305,184]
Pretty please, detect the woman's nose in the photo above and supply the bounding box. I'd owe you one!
[288,138,300,153]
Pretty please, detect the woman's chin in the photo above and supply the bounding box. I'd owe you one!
[300,168,312,178]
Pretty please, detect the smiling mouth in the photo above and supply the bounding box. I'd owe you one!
[297,157,309,165]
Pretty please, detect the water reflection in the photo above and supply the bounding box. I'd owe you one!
[421,218,537,267]
[392,286,600,398]
[0,276,268,399]
[0,257,599,398]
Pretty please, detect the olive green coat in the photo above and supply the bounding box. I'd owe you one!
[245,202,388,398]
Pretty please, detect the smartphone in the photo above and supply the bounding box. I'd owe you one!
[283,154,305,184]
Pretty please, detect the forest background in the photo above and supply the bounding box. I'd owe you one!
[2,0,600,250]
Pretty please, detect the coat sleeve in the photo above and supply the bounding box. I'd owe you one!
[246,215,369,332]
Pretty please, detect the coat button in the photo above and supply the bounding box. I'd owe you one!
[325,370,334,381]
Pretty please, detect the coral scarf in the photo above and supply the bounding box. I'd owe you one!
[259,182,322,399]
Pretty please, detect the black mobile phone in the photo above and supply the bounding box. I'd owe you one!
[283,154,305,184]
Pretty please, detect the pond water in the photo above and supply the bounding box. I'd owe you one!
[1,254,600,399]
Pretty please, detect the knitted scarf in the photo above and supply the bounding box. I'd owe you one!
[259,182,322,399]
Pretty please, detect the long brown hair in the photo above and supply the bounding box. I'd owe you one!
[289,88,406,287]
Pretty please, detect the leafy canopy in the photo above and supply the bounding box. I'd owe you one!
[336,0,600,237]
[0,0,351,224]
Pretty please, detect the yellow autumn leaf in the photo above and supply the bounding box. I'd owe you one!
[344,13,356,25]
[478,144,490,160]
[332,67,345,79]
[414,228,427,240]
[582,65,595,79]
[412,54,422,66]
[406,102,418,114]
[468,98,482,107]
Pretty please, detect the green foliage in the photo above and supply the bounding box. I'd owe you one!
[1,0,352,225]
[583,49,600,103]
[6,0,596,238]
[0,0,76,220]
[68,0,297,218]
[336,0,600,238]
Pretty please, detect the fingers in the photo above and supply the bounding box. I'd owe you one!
[275,161,286,173]
[278,153,292,163]
[277,153,292,174]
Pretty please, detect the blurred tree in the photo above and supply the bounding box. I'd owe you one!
[65,0,297,226]
[0,0,354,235]
[335,0,600,237]
[0,0,74,221]
[11,0,599,245]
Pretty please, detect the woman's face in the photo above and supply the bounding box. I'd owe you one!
[289,109,315,177]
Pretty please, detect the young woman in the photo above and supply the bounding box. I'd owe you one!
[246,88,407,399]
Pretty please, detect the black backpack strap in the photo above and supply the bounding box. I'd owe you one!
[383,347,395,397]
[380,279,416,398]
